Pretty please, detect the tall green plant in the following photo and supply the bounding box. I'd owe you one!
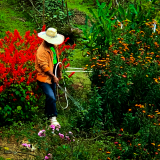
[81,0,118,58]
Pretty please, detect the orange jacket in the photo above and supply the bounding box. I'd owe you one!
[35,41,59,84]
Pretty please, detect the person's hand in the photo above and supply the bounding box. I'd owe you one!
[53,75,59,85]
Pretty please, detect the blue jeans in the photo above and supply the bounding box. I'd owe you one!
[37,79,57,119]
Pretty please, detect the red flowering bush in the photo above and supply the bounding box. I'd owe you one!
[0,25,76,125]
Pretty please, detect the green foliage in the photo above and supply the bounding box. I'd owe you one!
[0,82,39,126]
[71,0,160,132]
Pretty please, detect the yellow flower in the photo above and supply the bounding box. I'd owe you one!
[86,65,88,67]
[4,147,9,150]
[106,151,111,154]
[151,143,155,146]
[146,75,148,77]
[157,112,160,115]
[158,144,160,147]
[141,105,145,108]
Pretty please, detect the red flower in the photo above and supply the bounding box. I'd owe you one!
[41,24,46,31]
[0,40,3,48]
[20,77,25,83]
[114,142,118,145]
[11,93,14,97]
[35,85,39,91]
[25,95,30,101]
[68,72,75,78]
[64,63,70,69]
[62,58,68,63]
[64,37,70,43]
[13,98,17,102]
[0,85,3,93]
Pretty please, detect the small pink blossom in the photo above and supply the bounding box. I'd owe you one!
[44,153,52,160]
[59,133,64,139]
[38,130,46,137]
[22,143,31,148]
[22,143,28,147]
[50,124,55,130]
[68,131,73,135]
[73,139,75,142]
[44,156,49,160]
[114,142,118,145]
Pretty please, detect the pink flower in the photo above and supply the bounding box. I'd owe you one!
[59,133,64,139]
[44,153,52,160]
[22,143,28,147]
[114,142,118,145]
[22,143,31,148]
[69,131,73,135]
[50,124,55,130]
[73,139,75,142]
[38,130,46,137]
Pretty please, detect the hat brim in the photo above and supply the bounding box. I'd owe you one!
[38,31,65,45]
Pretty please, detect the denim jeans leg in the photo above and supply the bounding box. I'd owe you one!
[37,80,58,119]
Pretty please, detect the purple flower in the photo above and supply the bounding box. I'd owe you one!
[22,143,31,148]
[27,144,31,148]
[44,156,49,160]
[50,125,55,130]
[65,136,70,141]
[59,133,64,139]
[44,153,52,160]
[68,131,73,135]
[22,143,28,147]
[56,124,61,129]
[38,130,46,137]
[47,153,52,158]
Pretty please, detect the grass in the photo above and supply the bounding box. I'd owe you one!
[66,0,96,16]
[0,0,37,38]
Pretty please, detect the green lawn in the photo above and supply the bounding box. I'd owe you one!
[0,0,36,38]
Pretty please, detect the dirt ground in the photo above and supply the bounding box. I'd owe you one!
[0,135,37,159]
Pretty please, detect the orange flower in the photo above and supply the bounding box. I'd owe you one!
[106,151,111,154]
[142,110,146,113]
[128,109,132,111]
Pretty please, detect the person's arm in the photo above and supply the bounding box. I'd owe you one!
[46,70,59,85]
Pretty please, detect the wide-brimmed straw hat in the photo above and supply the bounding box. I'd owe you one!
[38,28,64,45]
